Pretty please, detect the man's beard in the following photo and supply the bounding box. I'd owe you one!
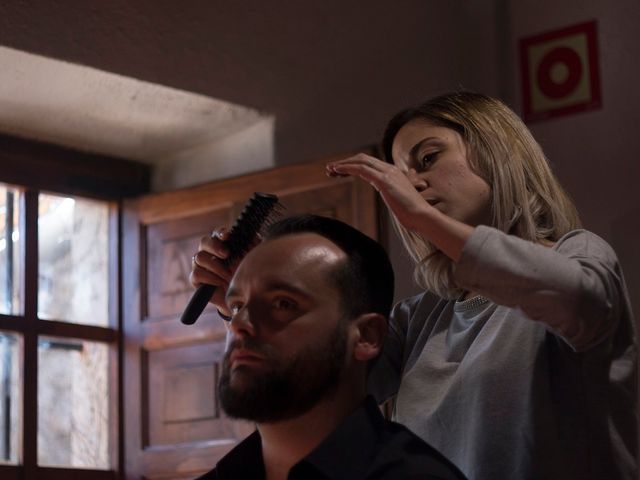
[218,321,347,423]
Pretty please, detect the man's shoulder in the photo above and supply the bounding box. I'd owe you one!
[373,419,467,480]
[193,468,218,480]
[193,430,262,480]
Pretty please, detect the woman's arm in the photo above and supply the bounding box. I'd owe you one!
[328,154,625,352]
[455,226,624,351]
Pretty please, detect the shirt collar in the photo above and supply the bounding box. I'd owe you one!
[216,430,264,479]
[294,396,385,480]
[215,396,384,480]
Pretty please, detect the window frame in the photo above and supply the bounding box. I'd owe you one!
[0,132,149,480]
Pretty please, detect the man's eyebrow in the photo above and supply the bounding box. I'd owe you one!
[264,281,311,298]
[225,280,311,302]
[225,285,240,302]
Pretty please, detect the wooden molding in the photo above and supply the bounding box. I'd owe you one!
[0,133,150,199]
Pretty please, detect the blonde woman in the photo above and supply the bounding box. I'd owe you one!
[326,92,636,480]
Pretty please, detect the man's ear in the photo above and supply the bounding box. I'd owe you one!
[351,313,387,362]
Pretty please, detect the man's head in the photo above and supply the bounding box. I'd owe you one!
[264,215,394,319]
[218,215,394,423]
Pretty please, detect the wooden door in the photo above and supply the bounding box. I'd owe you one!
[122,153,380,479]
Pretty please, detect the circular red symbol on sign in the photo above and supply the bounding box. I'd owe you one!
[536,46,583,99]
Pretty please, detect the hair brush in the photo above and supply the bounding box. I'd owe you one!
[180,192,283,325]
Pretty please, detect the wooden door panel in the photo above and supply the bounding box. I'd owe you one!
[124,154,380,479]
[278,181,352,220]
[145,206,233,321]
[145,342,253,447]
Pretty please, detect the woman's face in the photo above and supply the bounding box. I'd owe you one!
[391,119,493,227]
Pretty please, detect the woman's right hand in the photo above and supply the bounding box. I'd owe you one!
[189,228,234,316]
[326,153,432,232]
[326,153,473,262]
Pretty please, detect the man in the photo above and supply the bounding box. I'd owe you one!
[193,215,466,480]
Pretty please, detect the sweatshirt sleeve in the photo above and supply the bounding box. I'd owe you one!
[453,226,624,352]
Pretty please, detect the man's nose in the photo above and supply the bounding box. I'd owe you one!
[228,307,256,337]
[406,168,428,192]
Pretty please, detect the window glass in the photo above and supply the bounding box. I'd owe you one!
[38,337,110,469]
[38,194,109,326]
[0,332,21,465]
[0,186,22,316]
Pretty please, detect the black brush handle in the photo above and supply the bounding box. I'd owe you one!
[179,192,282,326]
[180,284,216,325]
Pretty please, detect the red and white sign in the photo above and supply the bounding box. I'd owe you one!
[519,20,601,122]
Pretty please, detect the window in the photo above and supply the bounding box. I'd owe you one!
[38,194,110,327]
[0,332,20,465]
[0,185,22,467]
[0,185,117,478]
[0,186,20,317]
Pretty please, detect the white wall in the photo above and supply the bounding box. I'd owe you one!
[0,0,503,302]
[3,1,635,313]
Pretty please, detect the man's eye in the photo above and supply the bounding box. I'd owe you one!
[229,303,243,315]
[420,152,439,169]
[273,298,297,310]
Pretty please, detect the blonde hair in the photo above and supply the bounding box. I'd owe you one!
[381,92,582,298]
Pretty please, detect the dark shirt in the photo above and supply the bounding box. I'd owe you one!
[196,396,466,480]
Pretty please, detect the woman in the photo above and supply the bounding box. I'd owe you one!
[325,92,636,479]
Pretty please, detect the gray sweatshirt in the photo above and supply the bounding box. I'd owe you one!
[369,226,636,480]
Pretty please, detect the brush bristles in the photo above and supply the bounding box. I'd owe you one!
[224,193,283,261]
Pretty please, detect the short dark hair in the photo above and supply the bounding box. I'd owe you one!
[264,215,394,319]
